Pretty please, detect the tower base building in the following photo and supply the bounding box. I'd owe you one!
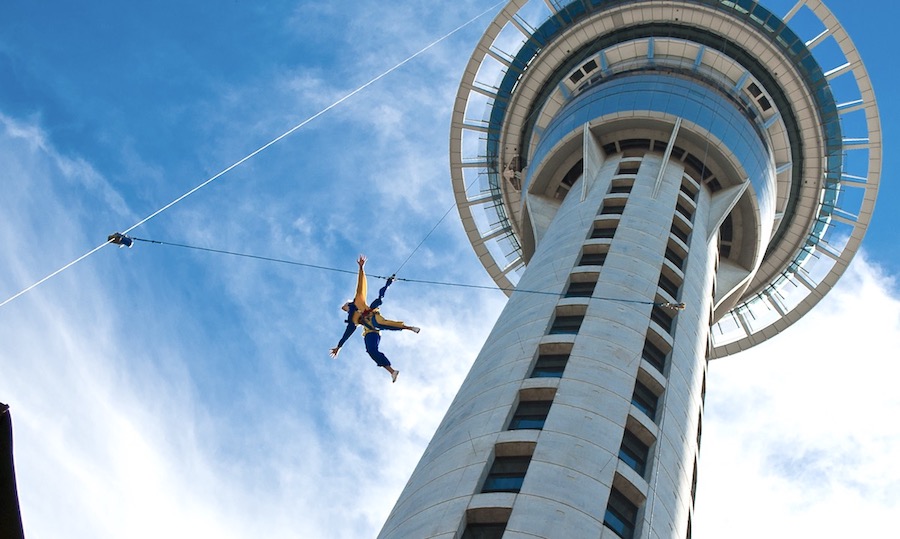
[380,1,880,538]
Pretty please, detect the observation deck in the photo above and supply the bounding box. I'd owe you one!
[450,0,880,358]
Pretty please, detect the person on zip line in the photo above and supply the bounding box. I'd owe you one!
[330,255,419,383]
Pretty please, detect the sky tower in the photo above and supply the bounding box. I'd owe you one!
[380,1,880,538]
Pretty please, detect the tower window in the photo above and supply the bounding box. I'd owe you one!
[604,487,639,539]
[665,246,685,270]
[610,181,633,194]
[691,459,698,504]
[578,251,607,266]
[600,202,626,215]
[658,272,681,299]
[530,353,569,378]
[680,180,698,201]
[462,523,506,539]
[591,223,617,239]
[675,201,694,222]
[642,334,670,373]
[565,280,596,298]
[650,304,675,334]
[463,507,511,539]
[482,456,531,493]
[631,378,660,421]
[618,429,651,477]
[617,162,641,175]
[696,414,703,451]
[509,400,553,430]
[549,315,584,335]
[670,223,689,243]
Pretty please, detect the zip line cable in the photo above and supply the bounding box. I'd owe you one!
[393,150,495,275]
[393,193,462,276]
[0,244,112,309]
[128,237,685,310]
[0,1,505,310]
[117,0,506,239]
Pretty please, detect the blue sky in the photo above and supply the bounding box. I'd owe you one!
[1,1,897,538]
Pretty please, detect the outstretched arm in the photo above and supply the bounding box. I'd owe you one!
[331,323,357,358]
[354,255,367,306]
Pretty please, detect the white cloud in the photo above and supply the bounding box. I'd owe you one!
[0,97,507,537]
[694,254,900,537]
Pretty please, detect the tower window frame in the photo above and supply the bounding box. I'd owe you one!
[549,315,583,334]
[670,222,689,243]
[591,222,618,239]
[508,400,553,430]
[665,243,687,271]
[600,202,626,215]
[463,507,511,539]
[579,244,609,267]
[565,277,597,298]
[618,429,652,477]
[481,456,532,494]
[631,378,661,422]
[530,353,569,378]
[650,304,675,334]
[609,179,634,194]
[642,330,672,373]
[675,200,694,222]
[604,487,639,539]
[658,272,680,299]
[462,523,506,539]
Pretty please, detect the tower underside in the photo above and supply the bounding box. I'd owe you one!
[382,1,880,538]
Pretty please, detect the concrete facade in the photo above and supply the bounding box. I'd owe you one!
[380,1,880,538]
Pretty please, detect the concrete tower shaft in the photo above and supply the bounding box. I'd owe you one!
[381,148,715,538]
[379,1,880,538]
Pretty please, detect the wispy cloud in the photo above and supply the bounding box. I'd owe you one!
[694,254,900,537]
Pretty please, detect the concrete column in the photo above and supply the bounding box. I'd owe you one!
[379,150,717,539]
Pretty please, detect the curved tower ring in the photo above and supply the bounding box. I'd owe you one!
[381,1,880,538]
[451,0,880,357]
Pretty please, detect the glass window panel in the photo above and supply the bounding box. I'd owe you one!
[550,315,584,335]
[531,354,569,378]
[579,252,607,266]
[632,379,659,421]
[619,430,650,476]
[462,523,507,539]
[604,488,638,539]
[482,456,531,493]
[509,401,553,430]
[642,338,669,372]
[566,280,597,298]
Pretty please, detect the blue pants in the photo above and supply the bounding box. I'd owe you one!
[364,332,391,367]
